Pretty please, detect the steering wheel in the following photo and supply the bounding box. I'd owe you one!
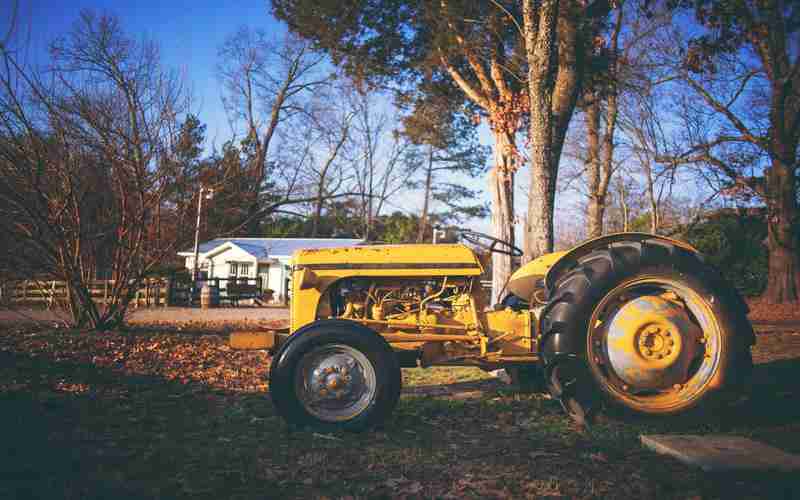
[460,229,523,257]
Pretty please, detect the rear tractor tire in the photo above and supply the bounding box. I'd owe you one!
[541,239,754,417]
[269,320,402,431]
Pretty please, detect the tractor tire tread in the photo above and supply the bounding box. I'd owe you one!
[540,239,753,417]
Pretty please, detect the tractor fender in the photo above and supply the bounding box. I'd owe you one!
[507,233,697,304]
[543,232,698,291]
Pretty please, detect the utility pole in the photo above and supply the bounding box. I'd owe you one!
[192,187,215,285]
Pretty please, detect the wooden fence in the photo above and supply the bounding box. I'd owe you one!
[0,276,266,309]
[0,279,176,309]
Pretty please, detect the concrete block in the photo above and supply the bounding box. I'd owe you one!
[641,434,800,472]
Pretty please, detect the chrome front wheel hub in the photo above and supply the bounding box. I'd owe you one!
[295,344,377,422]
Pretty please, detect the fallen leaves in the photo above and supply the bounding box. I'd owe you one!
[0,325,271,394]
[747,298,800,323]
[1,322,800,499]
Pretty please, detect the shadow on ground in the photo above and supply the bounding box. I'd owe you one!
[1,332,799,499]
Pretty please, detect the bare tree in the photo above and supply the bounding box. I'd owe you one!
[0,11,195,329]
[346,90,411,240]
[218,29,329,234]
[654,1,800,302]
[620,91,675,234]
[582,7,627,237]
[399,89,489,243]
[301,96,355,236]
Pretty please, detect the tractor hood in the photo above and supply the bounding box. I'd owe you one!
[293,243,484,276]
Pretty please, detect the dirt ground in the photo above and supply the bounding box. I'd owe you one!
[0,319,798,499]
[0,306,290,326]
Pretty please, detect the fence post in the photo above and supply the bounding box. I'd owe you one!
[165,278,173,307]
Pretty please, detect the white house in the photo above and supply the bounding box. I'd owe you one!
[178,238,362,303]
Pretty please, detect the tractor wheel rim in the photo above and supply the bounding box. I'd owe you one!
[295,344,377,422]
[603,295,702,390]
[587,277,722,412]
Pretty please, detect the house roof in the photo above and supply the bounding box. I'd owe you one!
[179,238,364,259]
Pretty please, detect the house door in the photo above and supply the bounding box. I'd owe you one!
[257,264,270,292]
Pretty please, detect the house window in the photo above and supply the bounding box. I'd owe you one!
[229,262,251,278]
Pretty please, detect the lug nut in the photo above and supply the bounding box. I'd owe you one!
[668,339,674,346]
[644,348,652,356]
[665,350,671,356]
[665,331,671,337]
[656,353,664,359]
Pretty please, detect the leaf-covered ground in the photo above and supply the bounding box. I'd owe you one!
[746,298,800,324]
[1,324,799,499]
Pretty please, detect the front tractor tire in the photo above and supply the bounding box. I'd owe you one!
[541,239,754,417]
[269,320,401,432]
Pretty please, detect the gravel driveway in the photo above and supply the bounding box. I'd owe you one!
[0,306,289,325]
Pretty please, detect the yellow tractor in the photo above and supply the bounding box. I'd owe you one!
[263,232,754,430]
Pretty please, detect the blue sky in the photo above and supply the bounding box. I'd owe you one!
[7,0,699,241]
[3,0,285,146]
[0,0,575,238]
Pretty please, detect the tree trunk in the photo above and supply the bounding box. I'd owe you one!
[526,135,557,259]
[311,183,324,237]
[642,157,659,234]
[488,131,516,304]
[764,158,800,303]
[417,146,434,243]
[524,0,559,261]
[585,96,603,238]
[618,177,630,232]
[587,197,605,238]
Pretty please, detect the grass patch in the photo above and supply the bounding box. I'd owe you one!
[402,366,492,387]
[1,326,799,498]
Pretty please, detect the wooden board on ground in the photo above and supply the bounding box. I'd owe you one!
[230,331,276,350]
[641,434,800,472]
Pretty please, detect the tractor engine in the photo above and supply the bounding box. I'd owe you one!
[317,276,534,367]
[324,277,479,332]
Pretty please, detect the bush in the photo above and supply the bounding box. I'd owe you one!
[682,210,768,297]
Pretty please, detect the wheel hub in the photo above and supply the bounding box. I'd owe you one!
[296,345,377,422]
[604,295,701,390]
[312,363,359,400]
